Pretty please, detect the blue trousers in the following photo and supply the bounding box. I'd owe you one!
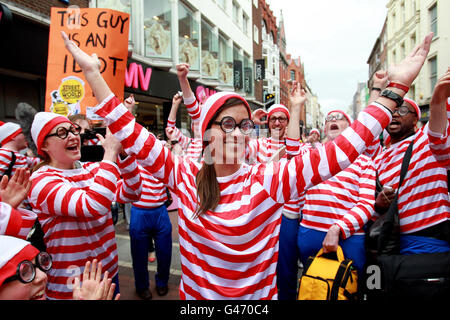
[297,225,366,278]
[400,235,450,255]
[276,215,300,300]
[129,205,172,290]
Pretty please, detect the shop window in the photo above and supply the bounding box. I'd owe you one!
[96,0,132,41]
[219,34,233,85]
[143,1,172,59]
[201,19,219,79]
[178,3,200,70]
[134,101,164,136]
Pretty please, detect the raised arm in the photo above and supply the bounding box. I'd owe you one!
[427,67,450,167]
[368,70,389,104]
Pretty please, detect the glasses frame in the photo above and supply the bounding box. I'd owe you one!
[46,124,82,140]
[212,116,255,135]
[3,252,52,284]
[393,105,417,117]
[268,116,288,124]
[325,113,345,122]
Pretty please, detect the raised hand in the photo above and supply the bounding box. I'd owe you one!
[124,94,136,113]
[252,108,268,125]
[61,31,101,74]
[98,128,123,162]
[176,63,190,79]
[172,92,183,105]
[73,259,120,300]
[373,70,389,89]
[388,32,433,88]
[0,168,31,208]
[430,67,450,109]
[289,81,307,107]
[165,126,176,141]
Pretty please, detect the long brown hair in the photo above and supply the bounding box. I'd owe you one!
[194,98,249,218]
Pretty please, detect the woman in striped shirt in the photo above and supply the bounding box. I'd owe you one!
[27,112,142,300]
[62,31,432,299]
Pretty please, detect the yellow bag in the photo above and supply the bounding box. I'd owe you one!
[298,246,358,300]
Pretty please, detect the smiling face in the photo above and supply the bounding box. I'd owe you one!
[41,122,81,169]
[0,256,48,300]
[325,112,350,141]
[268,111,289,139]
[205,104,251,165]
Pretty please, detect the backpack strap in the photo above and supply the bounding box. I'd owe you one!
[3,151,16,178]
[329,259,353,300]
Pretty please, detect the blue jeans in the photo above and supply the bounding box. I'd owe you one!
[297,225,366,278]
[400,235,450,255]
[129,205,172,290]
[277,215,300,300]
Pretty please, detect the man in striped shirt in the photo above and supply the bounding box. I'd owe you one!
[298,109,376,279]
[374,92,450,254]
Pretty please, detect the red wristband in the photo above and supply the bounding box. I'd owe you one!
[387,82,409,93]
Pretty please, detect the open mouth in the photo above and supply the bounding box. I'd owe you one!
[329,124,339,130]
[66,144,79,152]
[30,289,45,300]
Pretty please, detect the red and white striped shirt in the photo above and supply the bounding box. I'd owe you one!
[95,94,391,300]
[374,123,450,234]
[28,156,142,300]
[301,154,376,238]
[427,98,450,168]
[133,165,168,209]
[0,148,40,176]
[0,201,36,239]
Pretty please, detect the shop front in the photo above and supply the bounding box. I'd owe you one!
[124,58,218,138]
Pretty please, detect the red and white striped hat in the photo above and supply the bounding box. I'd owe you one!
[309,128,320,136]
[0,235,39,287]
[267,104,290,121]
[403,97,421,120]
[0,121,22,146]
[199,92,250,141]
[31,112,72,156]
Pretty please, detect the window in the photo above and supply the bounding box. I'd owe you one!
[178,3,199,70]
[253,25,259,44]
[143,1,172,59]
[219,34,233,85]
[242,14,249,35]
[96,0,131,40]
[232,2,239,24]
[400,42,405,59]
[429,4,437,36]
[201,19,219,79]
[290,70,295,81]
[429,56,437,90]
[410,32,416,48]
[216,0,225,9]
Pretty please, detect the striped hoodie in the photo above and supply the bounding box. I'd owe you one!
[95,94,391,300]
[0,148,40,176]
[28,156,142,300]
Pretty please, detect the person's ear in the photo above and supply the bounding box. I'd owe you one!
[40,140,49,154]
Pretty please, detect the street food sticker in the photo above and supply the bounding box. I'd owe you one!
[50,76,84,116]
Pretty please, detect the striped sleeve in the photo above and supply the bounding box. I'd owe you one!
[28,161,120,218]
[0,201,22,236]
[428,97,450,168]
[183,96,201,122]
[0,149,13,176]
[95,94,177,189]
[171,126,193,151]
[115,155,143,203]
[259,103,392,204]
[334,157,376,239]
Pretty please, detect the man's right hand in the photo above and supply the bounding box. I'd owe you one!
[176,63,190,79]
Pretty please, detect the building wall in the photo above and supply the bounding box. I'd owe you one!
[252,0,263,104]
[386,0,450,119]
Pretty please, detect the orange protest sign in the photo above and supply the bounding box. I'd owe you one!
[45,7,129,118]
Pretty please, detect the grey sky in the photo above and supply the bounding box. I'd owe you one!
[266,0,388,114]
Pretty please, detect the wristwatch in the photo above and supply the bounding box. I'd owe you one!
[380,89,404,108]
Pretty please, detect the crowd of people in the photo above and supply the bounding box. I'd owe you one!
[0,29,449,301]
